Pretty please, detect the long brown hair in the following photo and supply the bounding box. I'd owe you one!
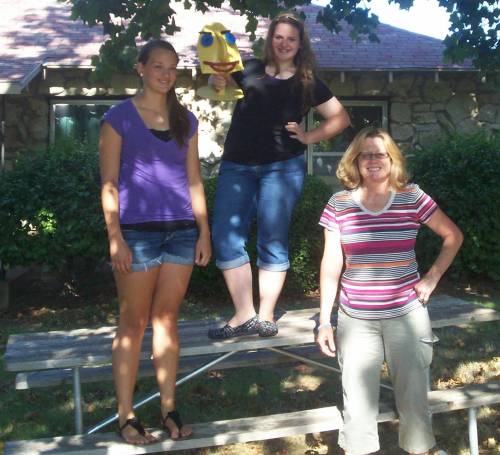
[137,40,190,148]
[263,12,316,114]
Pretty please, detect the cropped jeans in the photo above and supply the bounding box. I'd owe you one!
[212,155,306,272]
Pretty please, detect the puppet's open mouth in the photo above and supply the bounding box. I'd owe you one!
[204,61,238,73]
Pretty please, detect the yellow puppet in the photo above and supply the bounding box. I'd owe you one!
[196,22,244,101]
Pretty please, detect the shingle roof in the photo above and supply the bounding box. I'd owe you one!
[300,6,471,71]
[0,0,103,92]
[0,1,474,93]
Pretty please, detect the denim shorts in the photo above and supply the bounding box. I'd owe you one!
[212,155,306,271]
[122,227,198,272]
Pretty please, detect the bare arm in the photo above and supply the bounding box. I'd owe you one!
[186,132,211,266]
[99,122,132,274]
[317,227,344,357]
[286,96,351,145]
[415,208,463,303]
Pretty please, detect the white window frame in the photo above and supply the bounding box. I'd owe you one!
[49,99,119,144]
[306,99,388,175]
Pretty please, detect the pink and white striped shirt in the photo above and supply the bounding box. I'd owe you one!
[319,184,438,319]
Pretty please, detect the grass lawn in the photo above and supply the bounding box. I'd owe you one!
[0,271,498,455]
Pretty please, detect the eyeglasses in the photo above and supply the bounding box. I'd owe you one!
[358,152,389,161]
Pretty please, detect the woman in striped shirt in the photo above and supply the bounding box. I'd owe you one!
[317,127,462,455]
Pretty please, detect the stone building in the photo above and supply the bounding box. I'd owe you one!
[1,0,498,186]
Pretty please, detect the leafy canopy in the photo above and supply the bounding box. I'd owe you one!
[61,0,499,80]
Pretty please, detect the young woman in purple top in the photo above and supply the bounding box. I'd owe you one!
[208,12,350,340]
[100,40,211,445]
[317,128,463,455]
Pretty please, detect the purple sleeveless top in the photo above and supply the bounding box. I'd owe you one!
[102,99,198,224]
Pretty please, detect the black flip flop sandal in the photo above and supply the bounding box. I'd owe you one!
[118,417,154,444]
[161,410,191,439]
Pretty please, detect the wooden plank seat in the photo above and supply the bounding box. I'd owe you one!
[5,310,320,373]
[5,295,498,374]
[9,294,499,395]
[5,382,499,455]
[15,345,325,390]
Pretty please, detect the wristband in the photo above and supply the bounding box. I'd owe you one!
[317,322,332,330]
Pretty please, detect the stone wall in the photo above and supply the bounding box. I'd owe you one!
[2,68,234,176]
[3,67,499,173]
[3,68,142,168]
[322,70,500,151]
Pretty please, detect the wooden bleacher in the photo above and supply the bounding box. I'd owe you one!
[3,295,499,454]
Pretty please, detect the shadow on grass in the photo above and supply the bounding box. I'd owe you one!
[0,273,498,453]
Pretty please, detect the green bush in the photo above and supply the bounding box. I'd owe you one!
[409,132,500,281]
[287,175,333,293]
[0,140,106,277]
[189,177,226,297]
[190,175,332,297]
[1,143,332,295]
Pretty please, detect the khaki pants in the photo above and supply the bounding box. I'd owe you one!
[337,306,436,454]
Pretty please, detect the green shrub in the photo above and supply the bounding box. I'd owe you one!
[287,175,333,293]
[190,175,332,298]
[1,143,332,296]
[409,132,500,281]
[189,177,226,297]
[0,140,106,277]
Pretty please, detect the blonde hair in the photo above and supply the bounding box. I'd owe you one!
[336,127,409,190]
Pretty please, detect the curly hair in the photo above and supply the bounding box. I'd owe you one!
[262,12,316,115]
[336,127,409,190]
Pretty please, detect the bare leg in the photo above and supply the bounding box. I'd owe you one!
[151,263,193,439]
[222,263,257,326]
[113,269,159,444]
[258,269,286,322]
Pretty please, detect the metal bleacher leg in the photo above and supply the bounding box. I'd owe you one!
[468,407,479,455]
[72,366,83,434]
